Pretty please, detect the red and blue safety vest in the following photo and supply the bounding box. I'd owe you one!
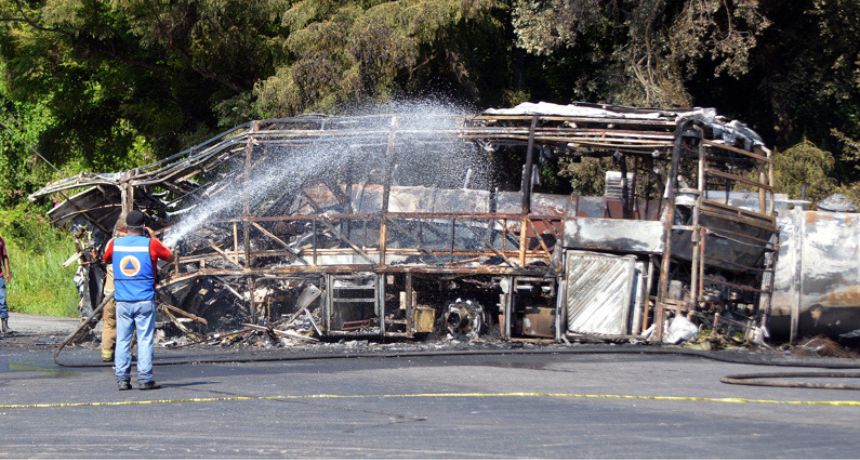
[112,235,155,302]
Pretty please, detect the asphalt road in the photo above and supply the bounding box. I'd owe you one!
[1,342,859,458]
[3,312,78,335]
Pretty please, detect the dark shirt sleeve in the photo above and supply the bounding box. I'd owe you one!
[0,237,6,275]
[103,239,115,263]
[149,238,172,263]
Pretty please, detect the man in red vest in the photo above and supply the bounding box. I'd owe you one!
[103,211,173,390]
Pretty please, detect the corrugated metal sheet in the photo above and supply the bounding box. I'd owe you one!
[565,250,637,335]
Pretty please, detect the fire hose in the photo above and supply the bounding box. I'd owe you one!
[720,371,860,390]
[53,297,860,390]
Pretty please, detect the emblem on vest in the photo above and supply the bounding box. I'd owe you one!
[119,255,142,277]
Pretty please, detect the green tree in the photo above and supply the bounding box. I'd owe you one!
[511,0,771,106]
[773,139,836,203]
[0,0,285,178]
[254,0,500,116]
[0,0,855,207]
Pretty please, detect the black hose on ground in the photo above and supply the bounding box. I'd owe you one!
[721,371,860,390]
[53,337,860,369]
[52,294,110,362]
[53,301,860,389]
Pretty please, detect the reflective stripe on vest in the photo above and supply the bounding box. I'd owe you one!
[112,235,155,302]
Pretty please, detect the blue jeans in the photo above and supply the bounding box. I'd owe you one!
[115,300,156,384]
[0,276,8,319]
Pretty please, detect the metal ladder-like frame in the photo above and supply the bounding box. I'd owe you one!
[654,120,777,342]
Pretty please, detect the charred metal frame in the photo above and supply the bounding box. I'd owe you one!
[32,105,777,343]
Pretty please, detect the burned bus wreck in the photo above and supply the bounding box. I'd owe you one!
[31,102,778,345]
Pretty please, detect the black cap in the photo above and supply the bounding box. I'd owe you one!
[126,210,146,228]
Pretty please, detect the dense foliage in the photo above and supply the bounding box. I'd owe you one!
[0,0,856,315]
[0,206,78,316]
[0,0,856,204]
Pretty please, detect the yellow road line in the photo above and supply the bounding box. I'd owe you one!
[2,392,859,410]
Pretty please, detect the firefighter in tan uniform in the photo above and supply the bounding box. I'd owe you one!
[101,224,126,362]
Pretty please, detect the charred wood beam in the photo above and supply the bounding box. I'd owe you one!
[242,323,319,342]
[526,218,552,257]
[455,218,516,267]
[162,306,205,341]
[157,272,199,289]
[207,241,245,270]
[301,191,377,264]
[213,276,246,303]
[249,222,310,265]
[162,303,208,326]
[655,119,700,341]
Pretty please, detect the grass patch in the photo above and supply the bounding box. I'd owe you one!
[0,207,79,317]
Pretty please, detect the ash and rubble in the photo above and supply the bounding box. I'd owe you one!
[29,101,860,350]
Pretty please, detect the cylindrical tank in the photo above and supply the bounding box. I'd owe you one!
[769,207,860,340]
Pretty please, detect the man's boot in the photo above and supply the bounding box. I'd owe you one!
[1,318,8,334]
[139,381,161,390]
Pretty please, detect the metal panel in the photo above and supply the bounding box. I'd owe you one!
[564,219,663,253]
[565,250,637,335]
[770,208,860,339]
